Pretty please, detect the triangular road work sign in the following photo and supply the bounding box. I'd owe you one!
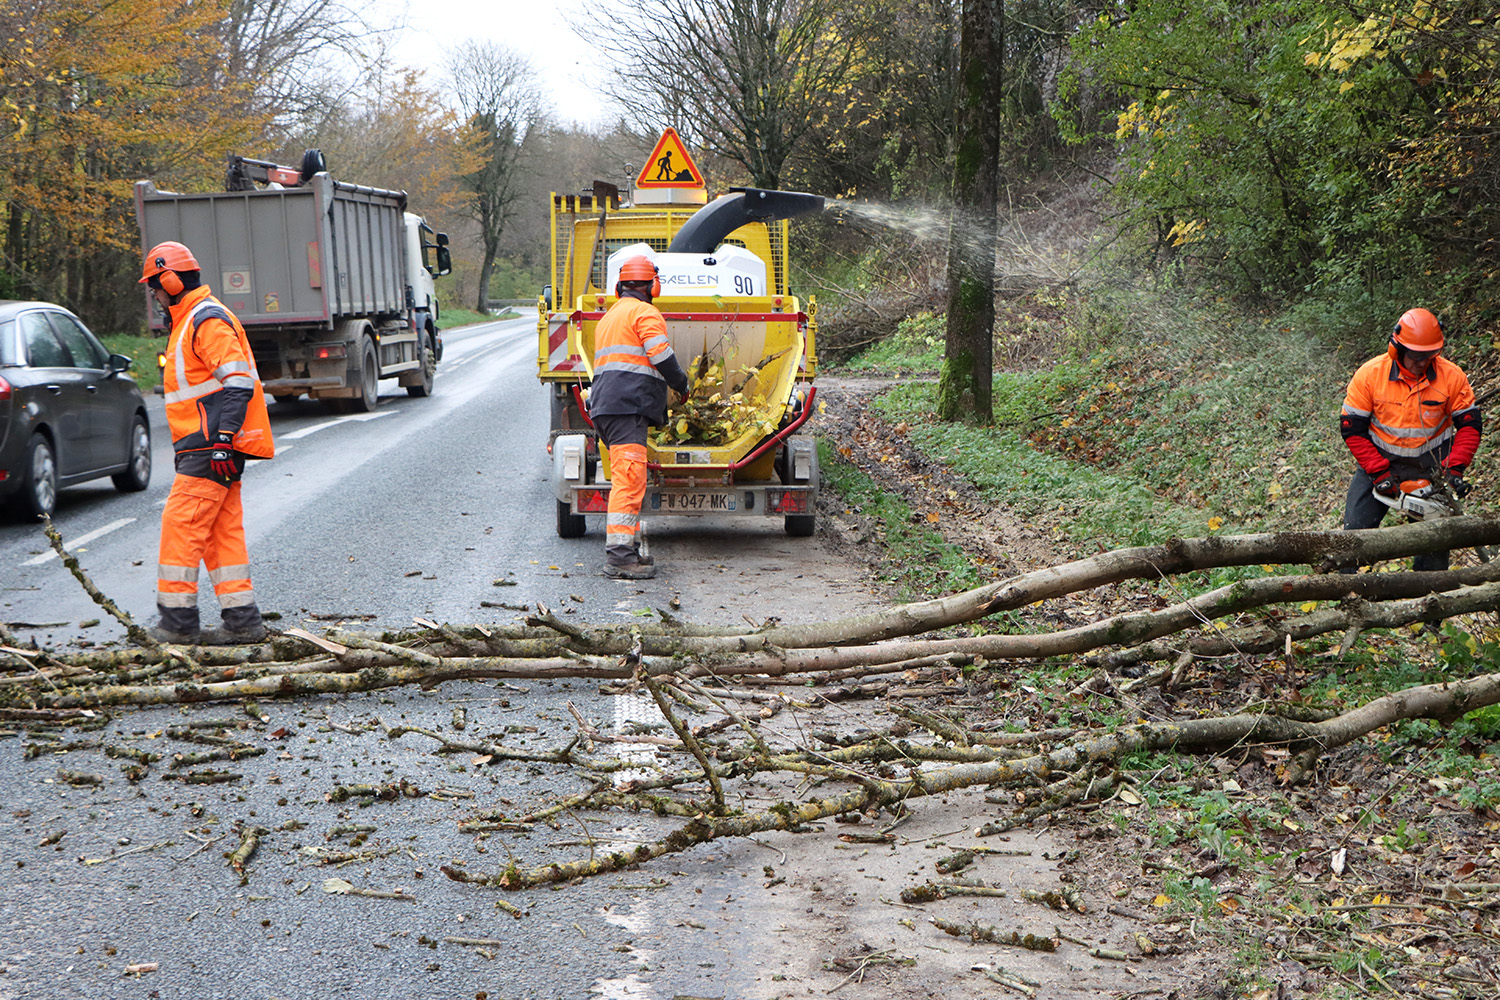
[637,128,704,189]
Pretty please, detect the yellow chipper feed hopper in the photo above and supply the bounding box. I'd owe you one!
[554,294,818,537]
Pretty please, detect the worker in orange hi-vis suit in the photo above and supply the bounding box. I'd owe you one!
[1339,307,1481,572]
[587,255,690,580]
[140,241,275,644]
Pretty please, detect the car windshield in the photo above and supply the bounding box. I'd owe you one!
[0,319,14,364]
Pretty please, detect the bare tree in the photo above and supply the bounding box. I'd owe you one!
[446,41,549,312]
[937,0,1003,423]
[591,0,864,188]
[213,0,386,124]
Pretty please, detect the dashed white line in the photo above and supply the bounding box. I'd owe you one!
[280,410,393,441]
[21,518,136,566]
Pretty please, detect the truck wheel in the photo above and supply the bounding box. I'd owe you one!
[557,499,587,538]
[784,515,815,537]
[406,331,435,398]
[7,433,58,519]
[111,415,152,493]
[349,336,379,412]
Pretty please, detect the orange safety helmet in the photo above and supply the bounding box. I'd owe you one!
[1391,308,1444,351]
[617,255,661,298]
[140,241,200,297]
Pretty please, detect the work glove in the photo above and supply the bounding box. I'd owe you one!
[1448,470,1472,498]
[1371,470,1399,498]
[209,431,237,481]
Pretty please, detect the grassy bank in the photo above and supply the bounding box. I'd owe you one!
[825,282,1500,998]
[98,333,164,394]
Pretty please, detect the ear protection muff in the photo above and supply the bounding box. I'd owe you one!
[156,258,184,297]
[613,269,662,299]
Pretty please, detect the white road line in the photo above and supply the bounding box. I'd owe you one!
[21,518,136,566]
[280,410,393,441]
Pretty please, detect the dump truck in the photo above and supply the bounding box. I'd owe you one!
[541,134,824,538]
[135,150,452,411]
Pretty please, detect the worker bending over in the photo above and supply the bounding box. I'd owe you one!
[588,255,690,579]
[1339,307,1481,571]
[142,241,276,643]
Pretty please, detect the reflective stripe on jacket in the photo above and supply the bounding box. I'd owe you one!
[163,286,274,459]
[1340,349,1477,461]
[587,295,689,425]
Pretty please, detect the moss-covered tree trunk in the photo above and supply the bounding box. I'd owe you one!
[937,0,1004,423]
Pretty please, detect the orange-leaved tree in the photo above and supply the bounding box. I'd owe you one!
[0,0,262,329]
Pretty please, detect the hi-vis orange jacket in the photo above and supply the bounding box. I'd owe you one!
[163,286,274,461]
[1340,346,1481,474]
[587,294,690,425]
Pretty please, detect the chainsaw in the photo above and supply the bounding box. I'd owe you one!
[1373,477,1461,519]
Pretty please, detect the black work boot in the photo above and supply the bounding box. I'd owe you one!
[202,605,269,645]
[149,605,201,644]
[604,558,657,580]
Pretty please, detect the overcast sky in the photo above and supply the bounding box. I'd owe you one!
[368,0,621,126]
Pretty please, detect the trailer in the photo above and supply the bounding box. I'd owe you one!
[136,151,451,411]
[541,131,824,537]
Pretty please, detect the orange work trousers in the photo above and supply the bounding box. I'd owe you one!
[157,473,256,625]
[605,442,647,559]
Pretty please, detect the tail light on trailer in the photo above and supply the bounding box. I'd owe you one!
[576,489,611,513]
[0,373,10,400]
[769,490,810,514]
[312,344,348,360]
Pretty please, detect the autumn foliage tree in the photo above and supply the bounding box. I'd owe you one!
[0,0,260,326]
[1063,0,1500,317]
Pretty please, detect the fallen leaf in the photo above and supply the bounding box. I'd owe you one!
[1331,848,1347,875]
[323,877,354,894]
[1118,788,1143,805]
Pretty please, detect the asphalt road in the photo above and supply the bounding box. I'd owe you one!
[0,312,891,1000]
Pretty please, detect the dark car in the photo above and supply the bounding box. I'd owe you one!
[0,301,152,517]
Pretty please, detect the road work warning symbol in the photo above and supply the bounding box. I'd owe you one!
[637,128,704,189]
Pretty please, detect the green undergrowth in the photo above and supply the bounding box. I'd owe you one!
[876,379,1208,549]
[840,311,944,374]
[818,440,1004,603]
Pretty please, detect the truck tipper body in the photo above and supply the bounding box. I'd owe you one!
[541,137,824,538]
[135,152,451,411]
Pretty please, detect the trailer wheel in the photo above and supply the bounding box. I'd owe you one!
[784,514,815,537]
[349,336,379,412]
[557,500,587,538]
[406,331,435,398]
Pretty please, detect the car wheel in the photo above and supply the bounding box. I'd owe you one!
[406,331,435,398]
[9,433,58,518]
[111,415,152,492]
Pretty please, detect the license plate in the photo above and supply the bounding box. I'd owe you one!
[658,491,737,512]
